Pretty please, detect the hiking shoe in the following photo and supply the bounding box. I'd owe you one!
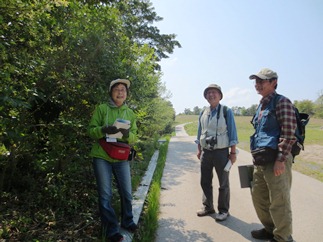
[108,232,124,242]
[121,223,138,233]
[215,212,229,221]
[251,228,274,240]
[197,209,215,217]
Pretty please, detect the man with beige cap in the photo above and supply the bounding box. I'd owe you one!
[249,68,296,242]
[195,84,238,221]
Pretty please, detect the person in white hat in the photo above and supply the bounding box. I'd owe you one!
[88,79,138,242]
[249,68,296,242]
[195,84,238,221]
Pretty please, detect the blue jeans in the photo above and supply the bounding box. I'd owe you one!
[92,158,134,237]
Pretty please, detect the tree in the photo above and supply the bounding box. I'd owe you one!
[0,1,180,232]
[184,108,193,115]
[193,106,202,115]
[0,0,180,183]
[241,104,258,116]
[231,106,243,116]
[105,0,181,67]
[294,100,315,115]
[314,90,323,118]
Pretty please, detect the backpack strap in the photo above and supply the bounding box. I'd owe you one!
[223,105,228,124]
[201,104,228,124]
[218,104,228,125]
[273,93,281,110]
[216,104,222,120]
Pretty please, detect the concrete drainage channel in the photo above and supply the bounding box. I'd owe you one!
[120,150,159,241]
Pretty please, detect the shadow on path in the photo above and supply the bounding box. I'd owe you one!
[209,214,262,242]
[156,124,323,242]
[157,217,214,242]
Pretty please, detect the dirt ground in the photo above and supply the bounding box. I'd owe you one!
[297,144,323,165]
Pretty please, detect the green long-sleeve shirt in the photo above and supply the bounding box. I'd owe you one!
[88,103,137,162]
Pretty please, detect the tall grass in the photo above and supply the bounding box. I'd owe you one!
[133,136,170,242]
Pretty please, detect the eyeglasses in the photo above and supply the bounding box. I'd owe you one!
[206,90,220,95]
[254,79,270,84]
[113,88,127,93]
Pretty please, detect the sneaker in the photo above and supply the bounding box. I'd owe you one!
[215,212,229,221]
[108,232,124,242]
[197,209,215,217]
[121,223,138,233]
[251,228,274,240]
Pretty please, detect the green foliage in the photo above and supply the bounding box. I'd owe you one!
[133,137,170,242]
[313,92,323,118]
[182,106,203,115]
[108,0,181,63]
[1,0,179,240]
[241,104,258,116]
[294,99,315,115]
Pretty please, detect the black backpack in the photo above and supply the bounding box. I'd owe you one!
[274,94,310,158]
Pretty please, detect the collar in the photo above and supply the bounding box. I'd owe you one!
[210,104,220,112]
[108,97,127,109]
[260,91,276,109]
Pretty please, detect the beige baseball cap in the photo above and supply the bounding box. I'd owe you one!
[203,84,223,99]
[109,79,130,92]
[249,68,278,80]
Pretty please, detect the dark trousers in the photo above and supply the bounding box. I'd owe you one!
[200,148,230,213]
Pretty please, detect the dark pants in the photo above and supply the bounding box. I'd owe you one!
[200,148,230,213]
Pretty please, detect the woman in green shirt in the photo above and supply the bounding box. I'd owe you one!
[88,79,138,242]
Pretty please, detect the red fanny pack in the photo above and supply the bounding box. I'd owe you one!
[99,139,131,160]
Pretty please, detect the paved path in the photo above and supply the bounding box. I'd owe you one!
[155,124,323,242]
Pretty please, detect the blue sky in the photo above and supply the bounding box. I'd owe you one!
[151,0,323,114]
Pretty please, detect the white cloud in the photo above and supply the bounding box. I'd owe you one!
[222,87,260,108]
